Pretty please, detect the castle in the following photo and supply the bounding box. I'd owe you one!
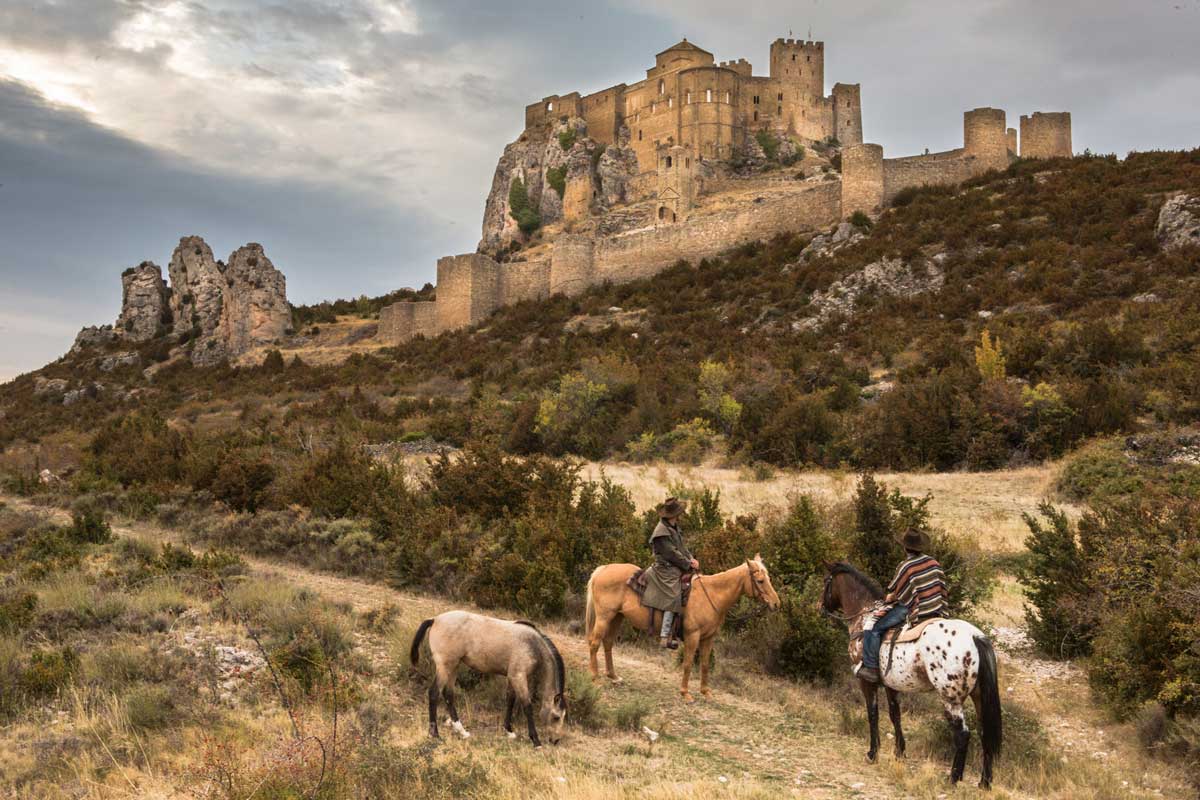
[379,37,1072,345]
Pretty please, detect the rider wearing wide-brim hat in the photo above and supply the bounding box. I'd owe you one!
[642,497,699,650]
[858,526,948,683]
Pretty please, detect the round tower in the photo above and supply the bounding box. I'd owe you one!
[841,143,885,219]
[964,107,1009,172]
[832,83,863,145]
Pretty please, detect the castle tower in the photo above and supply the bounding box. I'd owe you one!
[769,38,824,101]
[841,143,884,219]
[1020,112,1072,159]
[654,144,698,225]
[964,107,1010,172]
[832,83,863,145]
[1006,127,1018,156]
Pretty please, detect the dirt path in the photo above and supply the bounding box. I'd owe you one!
[4,495,1186,799]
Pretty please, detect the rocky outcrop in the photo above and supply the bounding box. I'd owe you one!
[69,235,289,368]
[217,244,290,360]
[1157,193,1200,252]
[169,236,225,341]
[596,125,639,209]
[794,254,946,331]
[116,262,171,341]
[478,117,603,255]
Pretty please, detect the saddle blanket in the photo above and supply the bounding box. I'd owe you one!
[860,616,942,644]
[626,567,692,607]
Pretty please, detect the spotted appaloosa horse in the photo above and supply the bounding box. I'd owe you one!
[820,562,1002,788]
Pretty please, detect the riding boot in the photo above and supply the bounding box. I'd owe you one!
[856,665,881,683]
[659,611,678,649]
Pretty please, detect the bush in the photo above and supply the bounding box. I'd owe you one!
[1055,439,1140,503]
[1019,503,1090,657]
[848,210,872,228]
[67,509,112,545]
[507,177,541,235]
[557,127,577,151]
[123,683,176,731]
[546,165,567,199]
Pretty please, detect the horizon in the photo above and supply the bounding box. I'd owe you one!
[2,0,1199,382]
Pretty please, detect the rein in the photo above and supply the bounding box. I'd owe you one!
[694,572,721,614]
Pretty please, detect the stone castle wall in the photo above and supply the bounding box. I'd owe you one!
[1020,112,1072,159]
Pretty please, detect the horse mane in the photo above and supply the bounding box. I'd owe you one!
[514,620,565,698]
[829,561,884,599]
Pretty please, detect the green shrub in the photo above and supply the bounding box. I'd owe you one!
[123,683,176,731]
[755,129,779,161]
[20,646,79,700]
[558,127,577,151]
[546,165,567,198]
[507,177,541,235]
[0,590,37,634]
[1056,439,1139,503]
[1019,503,1090,657]
[848,210,873,229]
[67,509,112,545]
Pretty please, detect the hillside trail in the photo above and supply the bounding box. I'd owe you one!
[4,496,1182,799]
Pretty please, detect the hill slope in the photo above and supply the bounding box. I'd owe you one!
[2,151,1199,474]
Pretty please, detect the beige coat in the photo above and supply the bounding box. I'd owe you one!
[643,520,692,613]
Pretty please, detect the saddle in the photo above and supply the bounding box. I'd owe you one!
[627,567,691,638]
[881,616,942,644]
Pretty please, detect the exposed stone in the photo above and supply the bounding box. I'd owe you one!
[63,383,102,405]
[98,352,140,372]
[168,236,225,343]
[1131,292,1161,304]
[563,307,647,334]
[116,262,171,341]
[1156,193,1200,252]
[33,377,69,397]
[795,256,945,331]
[217,243,290,360]
[794,221,867,265]
[70,325,119,355]
[596,125,639,209]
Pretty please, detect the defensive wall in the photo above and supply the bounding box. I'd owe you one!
[380,105,1072,345]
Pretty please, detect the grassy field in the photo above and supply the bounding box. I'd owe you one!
[0,460,1188,799]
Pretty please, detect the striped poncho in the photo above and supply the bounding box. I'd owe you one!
[888,554,949,621]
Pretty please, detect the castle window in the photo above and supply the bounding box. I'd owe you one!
[753,95,759,105]
[725,91,730,103]
[686,158,691,167]
[668,96,673,108]
[665,156,672,168]
[778,92,783,101]
[706,89,712,102]
[638,129,643,141]
[686,90,691,103]
[658,79,665,94]
[753,110,758,122]
[807,55,811,62]
[778,105,782,115]
[792,54,796,62]
[658,206,667,220]
[546,101,554,112]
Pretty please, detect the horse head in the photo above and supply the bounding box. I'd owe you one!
[819,561,882,621]
[746,554,781,610]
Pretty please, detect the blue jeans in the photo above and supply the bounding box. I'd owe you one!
[862,603,909,669]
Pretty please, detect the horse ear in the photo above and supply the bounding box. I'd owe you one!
[754,552,762,562]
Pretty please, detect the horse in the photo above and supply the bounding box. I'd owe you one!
[409,610,567,747]
[819,562,1002,788]
[584,554,781,702]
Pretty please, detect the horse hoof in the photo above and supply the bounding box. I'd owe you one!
[681,692,696,704]
[608,675,623,685]
[865,752,877,764]
[451,720,471,739]
[700,688,712,699]
[506,731,517,740]
[978,780,992,790]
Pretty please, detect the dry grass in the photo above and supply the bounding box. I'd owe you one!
[580,459,1077,553]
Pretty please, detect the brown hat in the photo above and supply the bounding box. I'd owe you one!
[659,497,686,518]
[899,528,930,552]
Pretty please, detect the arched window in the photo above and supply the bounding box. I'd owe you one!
[668,96,673,108]
[547,101,554,112]
[658,79,665,94]
[665,156,673,168]
[686,90,691,104]
[706,89,712,102]
[753,110,758,122]
[725,91,730,103]
[658,206,667,220]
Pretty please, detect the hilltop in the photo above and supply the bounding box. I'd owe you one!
[3,151,1198,475]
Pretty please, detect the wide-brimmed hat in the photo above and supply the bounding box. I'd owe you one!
[658,497,687,518]
[898,528,930,552]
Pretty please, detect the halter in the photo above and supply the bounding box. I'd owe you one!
[744,559,766,602]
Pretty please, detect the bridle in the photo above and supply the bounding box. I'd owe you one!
[820,571,873,627]
[744,559,767,603]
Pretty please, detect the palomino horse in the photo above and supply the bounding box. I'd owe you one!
[820,562,1002,788]
[410,610,567,747]
[584,555,780,701]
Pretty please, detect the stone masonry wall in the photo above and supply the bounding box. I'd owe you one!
[1020,112,1072,159]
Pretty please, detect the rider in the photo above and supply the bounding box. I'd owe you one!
[858,527,948,683]
[645,497,699,650]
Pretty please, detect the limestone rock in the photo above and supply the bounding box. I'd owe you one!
[117,262,171,341]
[479,130,551,256]
[70,325,119,355]
[217,243,290,358]
[33,377,69,397]
[168,236,225,341]
[795,256,945,331]
[596,125,639,209]
[98,352,140,372]
[1156,193,1200,252]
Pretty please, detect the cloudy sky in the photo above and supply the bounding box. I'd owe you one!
[1,0,1197,381]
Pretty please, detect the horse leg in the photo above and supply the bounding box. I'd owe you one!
[886,687,905,759]
[945,703,970,784]
[427,678,441,738]
[679,629,701,703]
[603,616,623,683]
[510,672,541,748]
[587,615,607,682]
[860,679,880,763]
[433,657,469,739]
[503,687,518,739]
[523,700,542,748]
[698,636,715,698]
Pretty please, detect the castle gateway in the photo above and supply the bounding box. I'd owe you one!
[379,37,1073,345]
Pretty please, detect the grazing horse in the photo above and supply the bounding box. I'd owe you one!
[585,554,781,701]
[409,610,567,747]
[820,562,1002,788]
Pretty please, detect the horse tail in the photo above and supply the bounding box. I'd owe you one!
[584,568,599,639]
[974,634,1003,760]
[410,618,434,666]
